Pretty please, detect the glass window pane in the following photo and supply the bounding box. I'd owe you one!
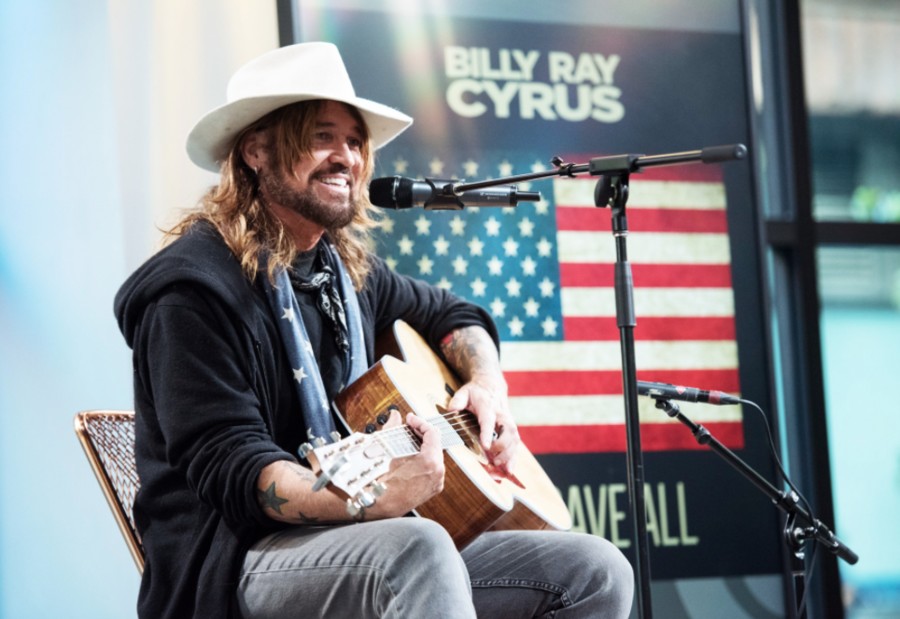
[818,245,900,616]
[803,0,900,222]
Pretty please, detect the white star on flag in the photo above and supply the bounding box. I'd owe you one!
[490,297,506,317]
[393,157,409,174]
[503,237,519,256]
[521,256,538,276]
[538,277,556,297]
[484,217,501,237]
[505,277,522,297]
[433,235,450,255]
[414,215,431,236]
[398,235,414,255]
[470,277,487,297]
[417,254,434,275]
[487,256,504,275]
[449,216,467,236]
[536,238,553,257]
[541,316,559,336]
[518,217,535,237]
[281,307,295,322]
[452,255,469,275]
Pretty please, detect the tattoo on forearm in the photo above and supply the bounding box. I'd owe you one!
[441,328,493,377]
[257,482,289,515]
[290,465,318,483]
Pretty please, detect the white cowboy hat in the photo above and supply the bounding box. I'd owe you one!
[186,42,413,172]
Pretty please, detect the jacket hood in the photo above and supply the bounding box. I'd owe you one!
[114,223,255,347]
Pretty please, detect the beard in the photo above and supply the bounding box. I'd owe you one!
[259,162,362,231]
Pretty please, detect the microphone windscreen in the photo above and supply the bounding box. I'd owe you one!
[368,176,395,207]
[369,176,414,209]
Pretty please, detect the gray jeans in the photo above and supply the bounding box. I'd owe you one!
[237,518,634,618]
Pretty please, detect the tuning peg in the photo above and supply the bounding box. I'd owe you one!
[330,431,342,442]
[297,442,313,459]
[357,490,376,508]
[346,499,362,517]
[371,481,387,497]
[312,436,326,447]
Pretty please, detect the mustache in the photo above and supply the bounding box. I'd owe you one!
[312,162,352,180]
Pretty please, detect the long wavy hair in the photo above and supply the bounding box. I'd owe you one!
[166,99,378,289]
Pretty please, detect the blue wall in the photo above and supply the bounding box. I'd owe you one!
[821,307,900,605]
[0,2,139,617]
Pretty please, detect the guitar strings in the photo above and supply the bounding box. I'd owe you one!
[367,409,484,456]
[378,415,476,446]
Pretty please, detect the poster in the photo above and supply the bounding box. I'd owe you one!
[288,1,786,614]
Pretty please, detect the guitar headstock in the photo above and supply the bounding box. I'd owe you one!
[301,432,393,516]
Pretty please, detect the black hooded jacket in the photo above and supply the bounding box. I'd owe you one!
[114,222,496,618]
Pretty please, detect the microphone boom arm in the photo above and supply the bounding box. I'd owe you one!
[451,144,748,194]
[651,396,858,566]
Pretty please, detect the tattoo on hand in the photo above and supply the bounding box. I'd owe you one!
[257,482,289,515]
[296,509,320,524]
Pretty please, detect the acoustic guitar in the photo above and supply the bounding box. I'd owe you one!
[305,320,572,549]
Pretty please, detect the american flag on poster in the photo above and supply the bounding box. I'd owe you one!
[373,151,743,455]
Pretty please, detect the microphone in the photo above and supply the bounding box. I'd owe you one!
[369,176,541,210]
[637,381,742,406]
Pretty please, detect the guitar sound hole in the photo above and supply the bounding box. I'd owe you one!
[453,410,481,454]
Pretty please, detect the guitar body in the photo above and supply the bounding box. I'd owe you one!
[333,320,572,549]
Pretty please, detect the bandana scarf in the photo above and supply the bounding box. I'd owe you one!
[263,243,367,440]
[288,265,350,354]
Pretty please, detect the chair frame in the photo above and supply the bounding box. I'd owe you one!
[74,410,145,573]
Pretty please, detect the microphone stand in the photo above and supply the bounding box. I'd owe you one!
[453,144,747,619]
[648,396,858,618]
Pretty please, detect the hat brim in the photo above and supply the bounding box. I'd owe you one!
[186,94,412,172]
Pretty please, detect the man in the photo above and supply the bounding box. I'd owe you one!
[115,42,633,618]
